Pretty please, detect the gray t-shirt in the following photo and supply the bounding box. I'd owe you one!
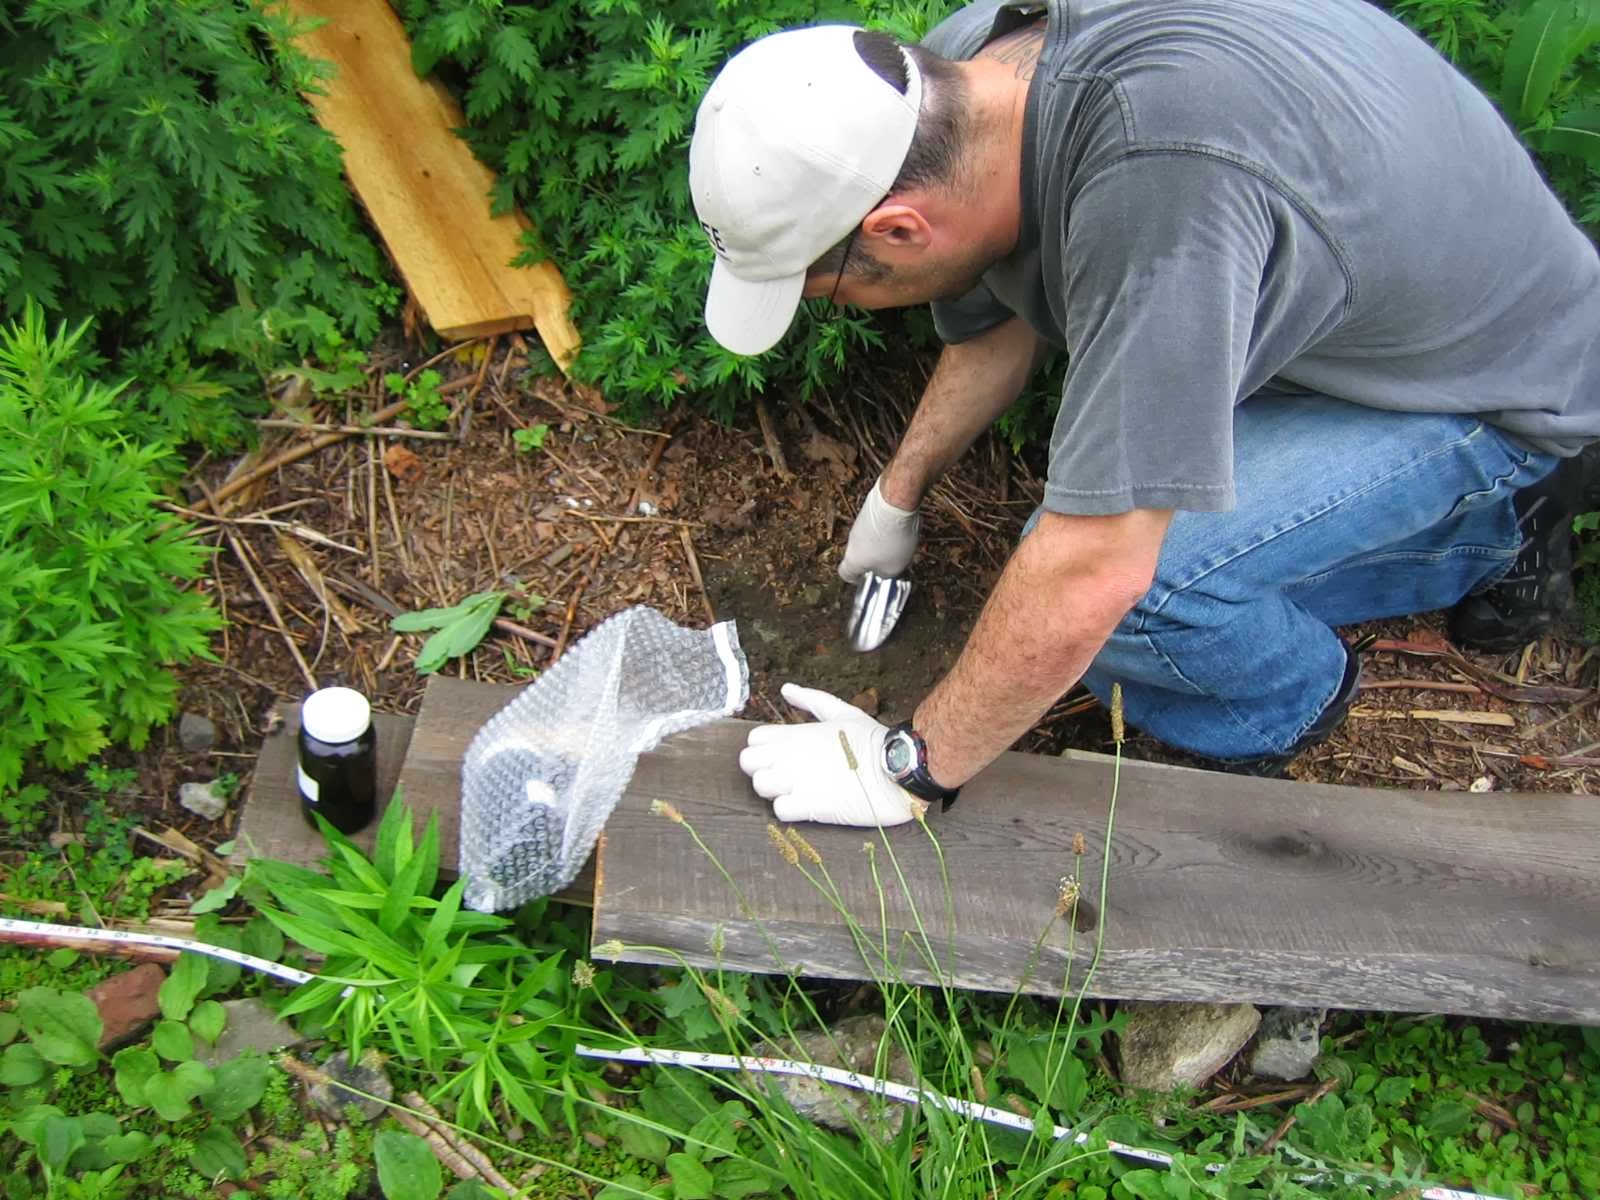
[924,0,1600,515]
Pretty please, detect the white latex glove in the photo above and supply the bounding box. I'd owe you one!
[738,683,925,827]
[838,477,920,584]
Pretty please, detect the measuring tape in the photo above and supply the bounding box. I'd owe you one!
[0,918,1504,1200]
[0,916,318,987]
[576,1043,1502,1200]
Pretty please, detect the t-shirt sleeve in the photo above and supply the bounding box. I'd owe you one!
[931,281,1017,344]
[1044,152,1296,516]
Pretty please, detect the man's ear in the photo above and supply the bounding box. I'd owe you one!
[861,203,933,250]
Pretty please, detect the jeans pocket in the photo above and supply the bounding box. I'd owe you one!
[1441,439,1531,523]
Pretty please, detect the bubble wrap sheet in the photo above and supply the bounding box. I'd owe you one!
[459,606,748,911]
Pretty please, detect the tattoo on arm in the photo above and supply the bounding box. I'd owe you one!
[978,20,1046,80]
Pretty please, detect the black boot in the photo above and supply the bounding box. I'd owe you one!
[1214,636,1370,778]
[1447,444,1600,654]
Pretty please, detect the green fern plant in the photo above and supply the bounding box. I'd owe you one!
[0,1,399,447]
[0,302,221,797]
[394,0,957,421]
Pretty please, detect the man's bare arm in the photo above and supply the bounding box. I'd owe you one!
[879,316,1040,509]
[915,507,1173,787]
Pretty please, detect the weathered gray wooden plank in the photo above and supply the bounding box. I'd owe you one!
[593,722,1600,1024]
[233,678,595,904]
[232,706,415,868]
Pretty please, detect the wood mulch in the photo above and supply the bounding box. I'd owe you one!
[101,335,1597,846]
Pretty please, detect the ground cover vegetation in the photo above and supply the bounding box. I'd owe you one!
[3,1,1600,1197]
[5,750,1599,1198]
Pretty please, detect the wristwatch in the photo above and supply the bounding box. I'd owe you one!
[882,722,961,811]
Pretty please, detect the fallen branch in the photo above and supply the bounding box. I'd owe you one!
[0,923,179,964]
[254,420,456,440]
[493,616,558,650]
[679,528,717,626]
[1260,1077,1338,1155]
[221,524,318,693]
[402,1092,520,1196]
[191,394,415,514]
[1348,707,1516,728]
[159,502,365,555]
[755,398,793,480]
[1368,639,1589,704]
[1359,679,1480,696]
[564,510,703,528]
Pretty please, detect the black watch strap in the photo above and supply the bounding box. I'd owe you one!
[884,721,961,811]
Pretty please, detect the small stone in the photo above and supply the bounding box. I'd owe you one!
[1249,1006,1326,1082]
[178,712,217,753]
[750,1014,913,1140]
[1118,1001,1261,1093]
[85,963,167,1049]
[308,1048,393,1122]
[178,780,227,821]
[201,998,306,1066]
[848,687,881,716]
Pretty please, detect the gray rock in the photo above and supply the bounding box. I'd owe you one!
[750,1014,912,1140]
[308,1048,393,1122]
[178,780,226,821]
[178,712,217,753]
[1249,1006,1326,1081]
[200,998,305,1067]
[1118,1001,1261,1092]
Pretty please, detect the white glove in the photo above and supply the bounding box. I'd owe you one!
[738,683,925,827]
[838,477,920,584]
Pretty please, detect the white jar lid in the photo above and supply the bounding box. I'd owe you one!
[301,687,371,745]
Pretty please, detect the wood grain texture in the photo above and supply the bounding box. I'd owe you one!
[285,0,581,363]
[593,722,1600,1024]
[241,677,1600,1021]
[234,679,593,904]
[231,706,415,869]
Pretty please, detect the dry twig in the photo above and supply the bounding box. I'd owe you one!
[1260,1076,1338,1154]
[679,528,717,626]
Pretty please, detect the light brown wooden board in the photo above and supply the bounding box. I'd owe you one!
[286,0,581,362]
[593,722,1600,1024]
[233,680,594,903]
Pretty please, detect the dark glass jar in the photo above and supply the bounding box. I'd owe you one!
[297,687,377,834]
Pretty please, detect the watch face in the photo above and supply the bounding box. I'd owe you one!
[884,732,913,776]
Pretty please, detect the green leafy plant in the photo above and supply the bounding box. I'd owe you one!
[390,590,508,674]
[244,801,609,1135]
[0,303,222,801]
[385,369,451,431]
[0,1,397,446]
[2,988,153,1197]
[391,0,952,421]
[374,1130,444,1200]
[513,423,551,453]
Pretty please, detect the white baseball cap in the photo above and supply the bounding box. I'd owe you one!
[691,25,923,356]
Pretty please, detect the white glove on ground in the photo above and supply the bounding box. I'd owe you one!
[738,683,925,827]
[838,477,920,584]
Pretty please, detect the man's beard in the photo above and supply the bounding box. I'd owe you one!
[923,242,1003,302]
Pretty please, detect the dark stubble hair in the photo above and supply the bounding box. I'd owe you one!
[808,31,970,287]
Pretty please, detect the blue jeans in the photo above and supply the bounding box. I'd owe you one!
[1028,394,1557,760]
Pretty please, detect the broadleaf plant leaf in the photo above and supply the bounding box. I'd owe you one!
[17,987,101,1067]
[374,1129,444,1200]
[1502,0,1581,125]
[158,951,209,1021]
